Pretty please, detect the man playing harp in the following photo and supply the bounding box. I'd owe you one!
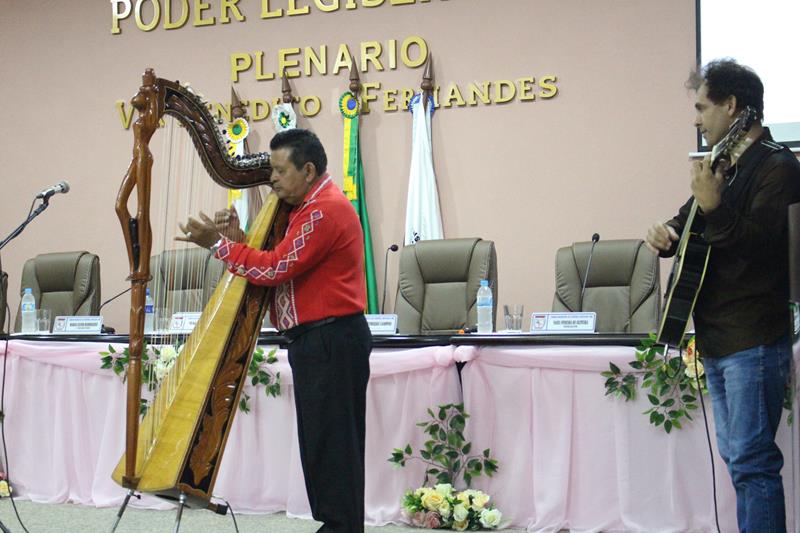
[179,128,372,533]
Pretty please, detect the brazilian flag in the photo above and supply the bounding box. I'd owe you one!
[340,91,378,314]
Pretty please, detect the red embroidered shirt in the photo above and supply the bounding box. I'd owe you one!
[214,175,367,330]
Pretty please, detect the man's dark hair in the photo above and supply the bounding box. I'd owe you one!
[270,128,328,175]
[687,58,764,121]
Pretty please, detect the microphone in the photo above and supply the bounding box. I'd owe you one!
[36,180,70,199]
[579,233,600,310]
[381,244,400,314]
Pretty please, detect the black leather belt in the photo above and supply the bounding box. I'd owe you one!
[281,316,340,342]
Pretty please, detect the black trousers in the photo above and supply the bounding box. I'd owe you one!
[287,313,372,533]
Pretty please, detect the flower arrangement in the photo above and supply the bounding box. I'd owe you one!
[100,343,280,415]
[100,341,173,416]
[602,334,706,433]
[403,484,502,530]
[0,472,11,498]
[389,404,501,530]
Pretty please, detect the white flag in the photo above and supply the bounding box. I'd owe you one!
[225,117,250,231]
[404,94,443,245]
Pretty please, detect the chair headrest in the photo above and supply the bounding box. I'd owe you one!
[411,238,482,283]
[570,239,646,287]
[34,252,91,293]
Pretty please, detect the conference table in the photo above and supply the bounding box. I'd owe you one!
[1,332,797,532]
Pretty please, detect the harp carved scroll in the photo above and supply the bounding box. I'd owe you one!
[113,68,291,507]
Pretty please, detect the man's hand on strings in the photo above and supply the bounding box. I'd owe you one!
[214,207,246,243]
[176,212,221,249]
[645,222,679,254]
[691,154,725,214]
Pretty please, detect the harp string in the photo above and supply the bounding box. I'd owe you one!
[142,116,228,457]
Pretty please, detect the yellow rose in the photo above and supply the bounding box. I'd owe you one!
[0,481,11,497]
[470,491,490,511]
[457,489,490,511]
[455,489,474,504]
[415,487,431,498]
[453,519,469,531]
[684,361,705,379]
[421,490,445,511]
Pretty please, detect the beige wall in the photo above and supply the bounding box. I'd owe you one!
[0,0,700,333]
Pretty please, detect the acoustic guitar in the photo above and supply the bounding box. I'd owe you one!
[656,106,757,348]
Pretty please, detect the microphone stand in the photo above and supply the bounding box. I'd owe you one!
[579,234,600,311]
[0,197,51,252]
[0,195,49,533]
[381,244,399,314]
[99,287,133,334]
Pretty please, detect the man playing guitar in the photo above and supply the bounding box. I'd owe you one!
[646,59,800,532]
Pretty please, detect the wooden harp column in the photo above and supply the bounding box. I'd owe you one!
[113,69,290,506]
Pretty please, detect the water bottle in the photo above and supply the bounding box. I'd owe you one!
[144,288,155,333]
[21,288,36,334]
[476,279,493,333]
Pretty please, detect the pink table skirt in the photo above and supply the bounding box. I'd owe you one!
[2,340,462,525]
[457,344,798,533]
[3,340,798,531]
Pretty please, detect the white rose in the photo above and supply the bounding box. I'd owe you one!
[434,483,454,497]
[438,499,452,518]
[154,360,169,382]
[452,503,468,522]
[159,345,178,362]
[480,508,502,528]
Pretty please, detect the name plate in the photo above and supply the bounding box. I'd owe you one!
[366,314,398,335]
[52,315,103,335]
[168,312,202,333]
[530,312,596,334]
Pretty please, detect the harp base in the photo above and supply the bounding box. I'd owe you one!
[109,489,139,533]
[173,493,188,533]
[121,475,140,489]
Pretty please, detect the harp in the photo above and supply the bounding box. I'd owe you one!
[112,68,291,510]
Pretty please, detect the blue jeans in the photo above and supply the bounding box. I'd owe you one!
[704,336,792,533]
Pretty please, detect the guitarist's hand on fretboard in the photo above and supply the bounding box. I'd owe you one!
[691,154,726,213]
[645,222,679,254]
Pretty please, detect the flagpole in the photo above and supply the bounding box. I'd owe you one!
[422,54,434,111]
[281,69,297,106]
[404,53,444,245]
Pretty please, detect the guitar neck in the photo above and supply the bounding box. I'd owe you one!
[677,199,700,254]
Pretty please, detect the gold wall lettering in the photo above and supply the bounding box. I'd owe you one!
[230,36,428,82]
[111,0,445,34]
[116,75,559,129]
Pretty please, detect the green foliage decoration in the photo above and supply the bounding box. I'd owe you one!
[388,403,498,488]
[602,333,706,434]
